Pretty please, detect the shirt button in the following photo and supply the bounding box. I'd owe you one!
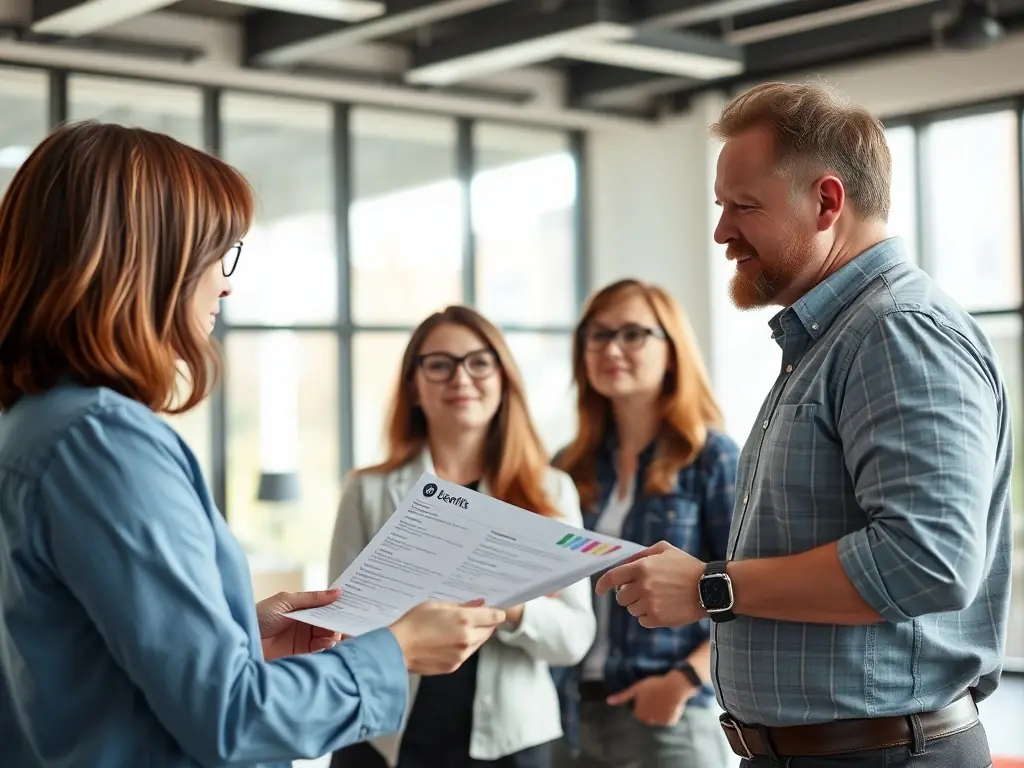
[811,323,819,330]
[743,494,749,505]
[785,364,793,373]
[762,419,769,429]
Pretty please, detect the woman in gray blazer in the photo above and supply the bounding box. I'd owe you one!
[329,305,596,768]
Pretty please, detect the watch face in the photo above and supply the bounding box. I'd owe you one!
[700,574,733,610]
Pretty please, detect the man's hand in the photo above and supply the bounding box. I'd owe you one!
[606,670,698,726]
[595,541,706,628]
[257,589,345,661]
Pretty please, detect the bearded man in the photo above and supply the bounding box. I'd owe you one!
[598,81,1013,768]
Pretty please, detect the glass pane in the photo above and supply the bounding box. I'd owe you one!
[68,75,203,147]
[224,332,340,598]
[885,125,918,264]
[473,125,578,327]
[975,314,1024,661]
[350,108,462,325]
[352,332,411,468]
[221,94,337,326]
[504,333,575,454]
[0,66,48,196]
[922,111,1020,311]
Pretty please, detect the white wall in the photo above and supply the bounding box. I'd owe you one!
[586,30,1024,441]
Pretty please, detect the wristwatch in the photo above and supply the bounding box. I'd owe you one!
[673,660,704,688]
[698,560,736,623]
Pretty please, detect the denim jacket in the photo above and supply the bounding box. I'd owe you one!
[551,427,739,752]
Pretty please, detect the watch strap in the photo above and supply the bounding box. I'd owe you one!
[674,661,704,688]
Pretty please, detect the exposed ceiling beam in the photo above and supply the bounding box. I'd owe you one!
[32,0,177,35]
[724,0,938,45]
[246,0,510,67]
[636,0,798,28]
[564,29,743,79]
[741,2,944,72]
[568,62,696,108]
[405,0,636,86]
[217,0,384,22]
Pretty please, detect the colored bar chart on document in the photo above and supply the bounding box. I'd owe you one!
[286,472,645,637]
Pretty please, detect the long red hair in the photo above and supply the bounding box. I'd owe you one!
[0,120,252,413]
[557,279,723,512]
[365,305,559,517]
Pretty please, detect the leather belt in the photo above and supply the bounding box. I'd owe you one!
[719,691,980,759]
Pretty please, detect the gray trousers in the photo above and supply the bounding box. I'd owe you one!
[554,700,730,768]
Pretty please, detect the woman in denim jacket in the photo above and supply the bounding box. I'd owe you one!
[553,279,739,768]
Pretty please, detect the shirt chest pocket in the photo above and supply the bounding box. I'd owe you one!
[761,403,852,526]
[638,495,703,553]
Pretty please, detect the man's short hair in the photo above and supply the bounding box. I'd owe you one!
[710,81,892,221]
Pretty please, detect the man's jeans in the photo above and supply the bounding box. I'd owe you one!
[739,719,992,768]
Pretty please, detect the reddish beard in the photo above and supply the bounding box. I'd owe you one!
[727,241,803,309]
[727,243,776,309]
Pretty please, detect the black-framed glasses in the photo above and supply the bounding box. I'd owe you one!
[222,241,242,278]
[582,323,666,352]
[416,349,500,383]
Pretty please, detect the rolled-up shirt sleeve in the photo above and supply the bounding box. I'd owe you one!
[835,310,1001,624]
[42,406,408,767]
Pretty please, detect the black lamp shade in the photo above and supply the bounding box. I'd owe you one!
[257,471,301,502]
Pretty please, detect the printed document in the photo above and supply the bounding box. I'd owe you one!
[286,472,645,636]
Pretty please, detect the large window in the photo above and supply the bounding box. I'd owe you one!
[68,75,204,148]
[350,109,461,326]
[0,66,48,196]
[885,104,1024,663]
[472,124,578,451]
[347,110,579,472]
[220,94,341,596]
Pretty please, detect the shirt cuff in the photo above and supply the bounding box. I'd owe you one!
[334,627,409,740]
[837,529,912,624]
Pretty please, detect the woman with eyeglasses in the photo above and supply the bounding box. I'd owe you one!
[0,122,509,768]
[328,305,596,768]
[551,279,738,768]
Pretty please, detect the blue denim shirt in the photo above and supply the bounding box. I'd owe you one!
[714,237,1014,726]
[0,382,408,767]
[553,428,739,750]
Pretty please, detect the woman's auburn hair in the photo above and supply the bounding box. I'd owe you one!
[557,279,724,512]
[365,305,559,518]
[0,120,253,413]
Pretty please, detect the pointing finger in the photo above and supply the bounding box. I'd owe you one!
[595,561,640,596]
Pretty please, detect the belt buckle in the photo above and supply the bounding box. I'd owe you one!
[720,717,755,760]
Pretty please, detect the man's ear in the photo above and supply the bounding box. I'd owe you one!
[816,175,845,231]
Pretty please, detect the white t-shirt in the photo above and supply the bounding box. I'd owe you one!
[581,476,636,681]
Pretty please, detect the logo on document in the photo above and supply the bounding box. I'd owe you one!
[423,483,438,498]
[555,533,621,556]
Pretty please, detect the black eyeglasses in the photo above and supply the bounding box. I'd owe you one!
[222,241,243,278]
[416,349,500,383]
[583,323,666,352]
